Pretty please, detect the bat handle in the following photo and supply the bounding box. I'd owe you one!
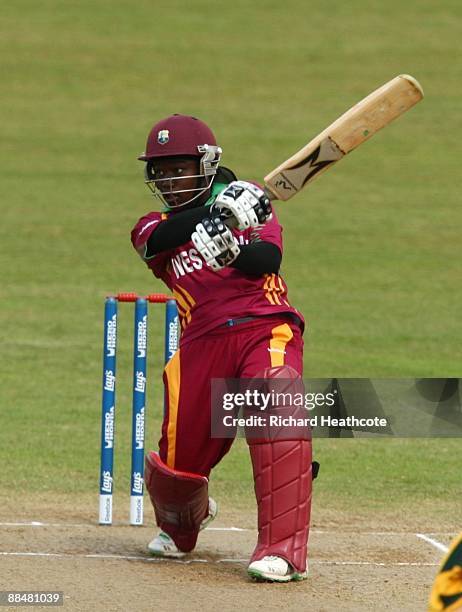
[264,186,278,201]
[223,216,238,230]
[214,207,239,230]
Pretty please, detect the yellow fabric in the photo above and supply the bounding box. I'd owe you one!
[277,275,291,307]
[269,323,293,367]
[429,532,462,611]
[263,273,280,305]
[175,284,196,308]
[173,290,191,327]
[173,284,195,329]
[264,274,276,305]
[429,567,462,611]
[270,274,282,305]
[263,273,288,306]
[164,349,181,468]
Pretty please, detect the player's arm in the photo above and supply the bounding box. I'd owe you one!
[231,242,281,275]
[145,205,212,256]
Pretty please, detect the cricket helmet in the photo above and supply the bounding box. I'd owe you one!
[138,114,222,209]
[138,114,218,160]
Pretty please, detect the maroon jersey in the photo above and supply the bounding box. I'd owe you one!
[131,210,304,344]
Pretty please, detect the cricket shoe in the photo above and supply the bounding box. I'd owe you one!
[247,556,308,582]
[148,497,218,558]
[199,496,218,530]
[147,531,186,558]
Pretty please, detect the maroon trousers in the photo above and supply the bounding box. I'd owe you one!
[156,316,312,572]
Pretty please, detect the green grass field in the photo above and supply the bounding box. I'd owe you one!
[0,0,460,518]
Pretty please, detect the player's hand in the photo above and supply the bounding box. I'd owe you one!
[191,216,240,271]
[212,181,272,231]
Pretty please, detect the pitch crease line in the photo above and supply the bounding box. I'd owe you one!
[0,522,247,531]
[0,551,439,567]
[316,560,439,567]
[0,551,245,564]
[0,522,92,528]
[205,527,248,532]
[311,530,458,536]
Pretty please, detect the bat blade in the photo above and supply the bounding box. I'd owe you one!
[264,74,424,201]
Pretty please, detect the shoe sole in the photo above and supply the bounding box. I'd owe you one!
[148,549,187,559]
[247,568,308,583]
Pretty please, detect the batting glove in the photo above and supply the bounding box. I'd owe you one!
[211,181,272,231]
[191,216,240,271]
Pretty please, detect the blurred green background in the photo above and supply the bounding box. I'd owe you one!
[0,0,460,519]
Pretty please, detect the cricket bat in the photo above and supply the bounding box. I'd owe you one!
[264,74,423,201]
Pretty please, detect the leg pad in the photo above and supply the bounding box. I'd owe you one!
[249,439,312,573]
[145,451,209,552]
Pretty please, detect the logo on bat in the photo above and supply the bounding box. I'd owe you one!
[275,177,295,192]
[288,138,344,187]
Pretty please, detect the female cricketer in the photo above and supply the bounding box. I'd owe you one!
[131,114,313,582]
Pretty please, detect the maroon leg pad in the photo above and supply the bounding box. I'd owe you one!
[248,439,312,573]
[145,451,209,552]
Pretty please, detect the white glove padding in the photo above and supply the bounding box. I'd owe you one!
[212,180,272,231]
[191,216,240,271]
